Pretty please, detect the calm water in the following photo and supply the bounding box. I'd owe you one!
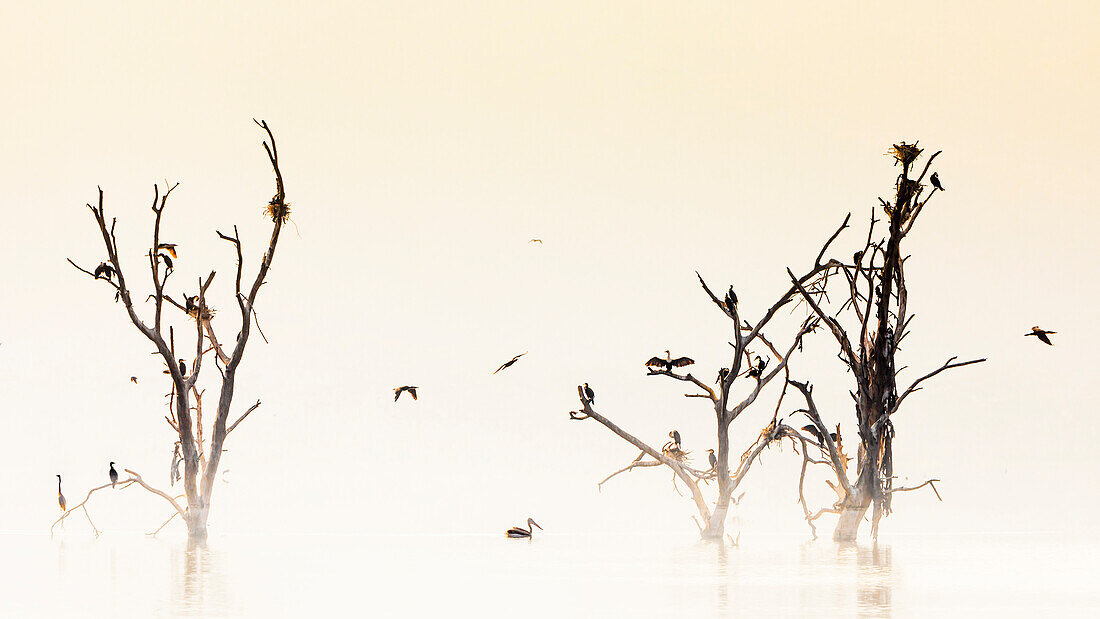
[1,532,1096,617]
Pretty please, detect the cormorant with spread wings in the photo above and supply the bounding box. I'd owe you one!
[646,350,695,372]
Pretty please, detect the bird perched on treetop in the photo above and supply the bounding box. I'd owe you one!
[929,172,944,191]
[94,262,115,280]
[394,385,418,401]
[724,286,738,313]
[1025,326,1056,346]
[583,383,595,403]
[646,350,695,372]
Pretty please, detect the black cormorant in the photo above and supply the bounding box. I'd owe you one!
[493,352,527,375]
[159,253,173,270]
[716,368,729,384]
[801,424,824,443]
[57,475,66,512]
[646,350,695,372]
[724,286,738,313]
[1025,326,1056,346]
[109,462,118,489]
[707,449,717,471]
[93,262,115,280]
[178,359,187,377]
[930,172,944,191]
[746,356,768,378]
[583,383,595,403]
[669,430,681,449]
[130,376,138,384]
[156,243,178,258]
[394,385,419,401]
[506,517,542,538]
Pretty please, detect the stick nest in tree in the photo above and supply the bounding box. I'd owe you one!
[264,200,291,223]
[188,305,216,321]
[887,142,923,166]
[662,445,692,464]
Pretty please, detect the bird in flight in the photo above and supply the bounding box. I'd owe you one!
[493,352,527,375]
[929,172,944,191]
[394,385,419,401]
[156,243,178,259]
[646,350,695,372]
[130,376,138,384]
[1025,326,1056,346]
[93,262,115,280]
[529,239,543,244]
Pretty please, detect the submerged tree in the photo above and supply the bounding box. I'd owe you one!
[786,142,985,541]
[54,120,291,542]
[567,219,853,541]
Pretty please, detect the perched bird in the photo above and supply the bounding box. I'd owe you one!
[929,172,944,191]
[506,517,543,539]
[93,262,115,280]
[707,449,717,471]
[1025,326,1056,346]
[159,253,174,270]
[184,295,198,315]
[493,352,527,375]
[178,359,187,377]
[394,385,419,401]
[109,462,118,489]
[853,250,863,265]
[529,239,543,244]
[746,356,768,378]
[716,368,729,384]
[56,475,66,512]
[724,286,738,313]
[156,243,178,259]
[801,424,824,443]
[645,350,695,372]
[130,376,138,384]
[669,430,681,449]
[583,383,595,403]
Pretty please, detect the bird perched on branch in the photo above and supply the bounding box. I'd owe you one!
[184,295,197,315]
[929,172,944,191]
[506,517,542,539]
[178,359,187,377]
[669,430,681,449]
[1025,326,1056,345]
[493,352,527,375]
[801,424,838,446]
[156,243,178,259]
[746,356,768,378]
[109,462,118,489]
[724,286,738,313]
[56,475,66,512]
[158,253,174,270]
[394,385,419,401]
[646,350,695,372]
[707,449,717,471]
[583,383,595,403]
[716,368,729,384]
[94,262,115,280]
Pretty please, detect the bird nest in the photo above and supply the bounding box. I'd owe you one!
[187,305,216,322]
[887,142,923,166]
[264,200,292,223]
[662,445,691,464]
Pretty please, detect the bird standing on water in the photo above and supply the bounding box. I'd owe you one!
[506,517,543,538]
[493,352,527,375]
[646,350,695,372]
[1025,326,1056,345]
[109,462,118,489]
[929,173,944,191]
[56,475,66,512]
[394,385,419,401]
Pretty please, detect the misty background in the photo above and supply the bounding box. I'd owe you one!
[1,1,1097,540]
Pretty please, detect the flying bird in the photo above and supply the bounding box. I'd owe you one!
[93,262,115,280]
[929,173,944,191]
[1025,326,1056,346]
[130,376,138,384]
[707,449,717,471]
[394,385,419,401]
[156,243,178,259]
[646,350,695,372]
[56,475,66,512]
[583,383,595,403]
[109,462,118,489]
[669,430,681,449]
[529,239,543,244]
[506,517,543,539]
[493,352,527,375]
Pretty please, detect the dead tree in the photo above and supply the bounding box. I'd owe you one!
[58,120,290,542]
[785,142,985,542]
[568,219,851,541]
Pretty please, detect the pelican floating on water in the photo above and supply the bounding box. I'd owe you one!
[506,517,542,538]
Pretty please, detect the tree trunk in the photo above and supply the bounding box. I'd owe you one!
[701,416,733,541]
[186,507,209,543]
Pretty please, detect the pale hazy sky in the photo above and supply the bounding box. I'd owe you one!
[1,1,1097,538]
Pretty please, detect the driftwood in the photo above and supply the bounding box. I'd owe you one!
[64,121,289,541]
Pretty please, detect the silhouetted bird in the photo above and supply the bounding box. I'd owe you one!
[646,350,695,372]
[724,286,738,313]
[746,356,768,378]
[853,250,863,265]
[802,424,823,443]
[109,462,118,489]
[130,376,138,384]
[394,386,419,401]
[185,295,198,315]
[929,172,944,191]
[583,383,595,403]
[94,262,115,280]
[716,368,729,384]
[56,475,66,512]
[506,517,542,539]
[669,430,681,449]
[159,253,173,270]
[178,359,187,377]
[707,449,717,471]
[1026,326,1056,346]
[156,243,178,258]
[493,352,527,375]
